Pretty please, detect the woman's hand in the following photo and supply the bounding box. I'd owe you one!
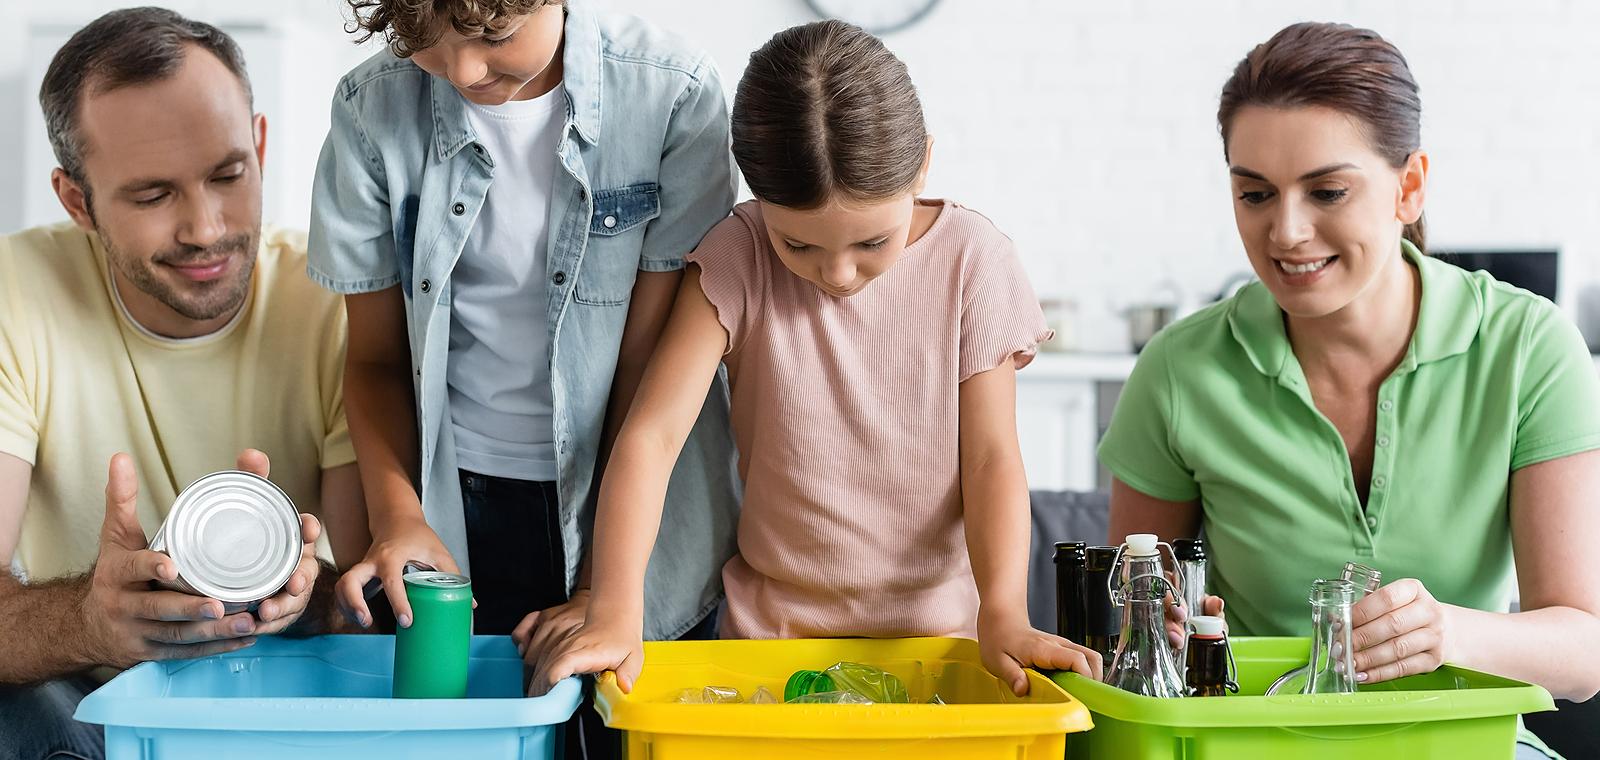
[1350,578,1455,684]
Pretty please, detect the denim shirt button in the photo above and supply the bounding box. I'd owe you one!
[452,202,466,216]
[602,215,617,229]
[420,278,431,293]
[552,271,567,285]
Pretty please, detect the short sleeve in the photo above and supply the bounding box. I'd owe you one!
[0,243,39,465]
[1097,332,1201,502]
[638,57,737,272]
[1510,305,1600,470]
[685,210,767,356]
[306,83,400,294]
[318,302,356,471]
[957,230,1052,381]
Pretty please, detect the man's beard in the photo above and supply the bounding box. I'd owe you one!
[101,228,258,323]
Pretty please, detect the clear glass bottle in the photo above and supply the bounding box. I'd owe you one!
[1106,534,1186,697]
[1266,561,1382,696]
[1303,579,1358,694]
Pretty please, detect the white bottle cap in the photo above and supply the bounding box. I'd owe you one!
[1125,533,1160,556]
[1191,615,1226,637]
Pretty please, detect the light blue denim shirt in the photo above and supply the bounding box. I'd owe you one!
[306,0,740,639]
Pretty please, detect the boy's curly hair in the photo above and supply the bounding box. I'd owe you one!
[345,0,560,58]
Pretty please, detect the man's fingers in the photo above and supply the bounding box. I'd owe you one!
[132,589,224,622]
[142,613,256,645]
[119,549,176,585]
[151,636,258,662]
[299,513,322,545]
[236,449,270,478]
[101,454,145,546]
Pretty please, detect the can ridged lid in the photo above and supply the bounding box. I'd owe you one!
[403,571,472,590]
[156,471,300,603]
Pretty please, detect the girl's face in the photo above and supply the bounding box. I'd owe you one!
[409,4,565,106]
[758,143,933,298]
[1226,105,1427,320]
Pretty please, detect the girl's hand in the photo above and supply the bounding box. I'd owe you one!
[1350,578,1455,684]
[977,611,1101,696]
[1166,594,1226,649]
[529,609,644,697]
[333,514,459,629]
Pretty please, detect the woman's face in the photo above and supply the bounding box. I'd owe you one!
[1226,105,1427,320]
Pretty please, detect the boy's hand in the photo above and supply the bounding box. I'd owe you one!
[978,611,1101,696]
[512,588,591,664]
[527,609,643,698]
[334,514,458,629]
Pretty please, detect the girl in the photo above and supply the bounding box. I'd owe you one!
[531,19,1099,696]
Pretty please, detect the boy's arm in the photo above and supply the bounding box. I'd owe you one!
[333,288,459,630]
[960,363,1099,693]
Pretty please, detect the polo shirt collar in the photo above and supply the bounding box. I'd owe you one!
[1227,239,1483,380]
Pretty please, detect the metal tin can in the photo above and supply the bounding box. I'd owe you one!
[393,571,473,699]
[148,470,301,614]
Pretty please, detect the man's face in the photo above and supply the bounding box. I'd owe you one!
[66,45,264,327]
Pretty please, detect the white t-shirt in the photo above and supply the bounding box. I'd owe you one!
[449,85,566,481]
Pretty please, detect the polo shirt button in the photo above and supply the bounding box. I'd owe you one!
[1377,435,1390,447]
[603,215,617,229]
[1366,515,1378,530]
[452,202,466,216]
[419,278,431,293]
[1373,475,1386,489]
[553,271,567,285]
[1379,399,1394,412]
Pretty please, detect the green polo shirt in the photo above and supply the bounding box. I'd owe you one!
[1099,242,1600,637]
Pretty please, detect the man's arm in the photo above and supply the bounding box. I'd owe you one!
[0,453,256,684]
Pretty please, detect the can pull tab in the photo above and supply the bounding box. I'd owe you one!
[361,562,436,600]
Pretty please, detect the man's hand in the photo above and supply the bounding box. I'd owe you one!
[78,453,259,669]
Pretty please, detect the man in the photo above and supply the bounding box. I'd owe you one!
[0,9,366,758]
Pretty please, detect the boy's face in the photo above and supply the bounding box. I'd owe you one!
[410,3,566,105]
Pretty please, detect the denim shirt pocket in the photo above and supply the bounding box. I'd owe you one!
[574,182,661,306]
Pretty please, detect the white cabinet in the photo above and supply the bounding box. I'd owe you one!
[1016,353,1135,492]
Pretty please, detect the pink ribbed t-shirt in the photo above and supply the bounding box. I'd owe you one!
[685,199,1051,640]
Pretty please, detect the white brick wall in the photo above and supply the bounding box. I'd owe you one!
[2,0,1596,348]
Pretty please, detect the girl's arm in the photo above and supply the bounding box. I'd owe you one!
[960,362,1100,693]
[1352,449,1600,701]
[529,265,730,695]
[332,288,460,630]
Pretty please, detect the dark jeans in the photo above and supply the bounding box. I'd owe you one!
[458,469,718,760]
[0,676,104,760]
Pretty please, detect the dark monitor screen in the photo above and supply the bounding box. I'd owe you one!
[1434,250,1558,303]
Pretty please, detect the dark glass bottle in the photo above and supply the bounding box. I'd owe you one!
[1083,545,1121,666]
[1185,615,1230,697]
[1054,541,1088,644]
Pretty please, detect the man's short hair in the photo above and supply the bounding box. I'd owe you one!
[39,6,254,184]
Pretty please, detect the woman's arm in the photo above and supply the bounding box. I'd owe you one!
[1352,449,1600,701]
[961,362,1099,691]
[1107,478,1202,545]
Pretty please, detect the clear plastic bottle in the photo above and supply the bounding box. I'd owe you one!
[1303,579,1358,694]
[1105,534,1187,698]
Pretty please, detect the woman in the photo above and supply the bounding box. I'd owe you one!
[1099,21,1600,758]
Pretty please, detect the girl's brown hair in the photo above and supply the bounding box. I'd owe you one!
[732,20,927,210]
[1218,22,1426,252]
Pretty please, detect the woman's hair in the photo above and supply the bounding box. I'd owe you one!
[731,20,927,209]
[1219,22,1426,252]
[345,0,561,58]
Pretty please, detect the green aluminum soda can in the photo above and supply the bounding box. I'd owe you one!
[392,571,472,699]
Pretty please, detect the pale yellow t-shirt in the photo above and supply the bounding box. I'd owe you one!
[0,222,355,582]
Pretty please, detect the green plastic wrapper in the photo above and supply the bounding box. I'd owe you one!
[785,662,910,704]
